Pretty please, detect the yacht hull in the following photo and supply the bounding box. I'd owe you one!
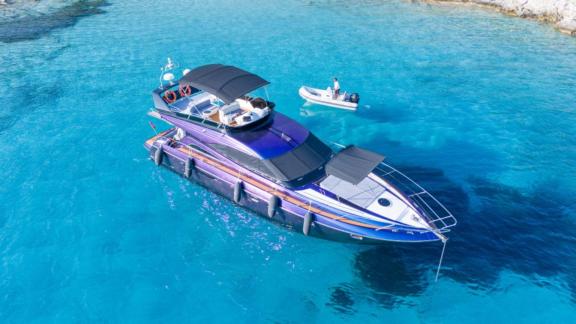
[145,130,441,244]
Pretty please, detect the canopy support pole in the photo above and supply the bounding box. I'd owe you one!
[264,86,270,102]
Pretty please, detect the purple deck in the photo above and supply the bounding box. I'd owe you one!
[227,113,309,159]
[162,112,309,160]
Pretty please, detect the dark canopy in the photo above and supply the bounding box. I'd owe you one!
[263,133,332,182]
[179,64,270,104]
[209,132,332,188]
[325,146,385,185]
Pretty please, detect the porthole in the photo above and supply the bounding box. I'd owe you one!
[378,198,391,207]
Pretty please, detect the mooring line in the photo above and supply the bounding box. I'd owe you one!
[435,239,448,282]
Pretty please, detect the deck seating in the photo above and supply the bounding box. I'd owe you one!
[218,103,242,125]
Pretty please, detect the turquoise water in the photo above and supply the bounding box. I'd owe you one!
[1,0,576,322]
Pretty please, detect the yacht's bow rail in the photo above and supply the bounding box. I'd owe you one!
[374,162,457,233]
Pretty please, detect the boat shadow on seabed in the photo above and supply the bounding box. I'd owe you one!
[327,165,576,313]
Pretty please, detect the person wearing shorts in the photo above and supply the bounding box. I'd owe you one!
[333,78,340,98]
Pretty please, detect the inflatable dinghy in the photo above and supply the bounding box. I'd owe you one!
[299,86,359,111]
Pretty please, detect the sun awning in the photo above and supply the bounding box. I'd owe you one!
[179,64,270,104]
[325,146,385,185]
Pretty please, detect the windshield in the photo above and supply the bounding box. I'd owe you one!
[210,132,332,188]
[263,133,332,186]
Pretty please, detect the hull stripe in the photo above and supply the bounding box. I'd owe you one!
[146,132,393,231]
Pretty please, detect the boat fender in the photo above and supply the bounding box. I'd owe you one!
[267,195,280,218]
[303,211,315,236]
[154,145,164,166]
[184,158,194,178]
[233,181,244,203]
[163,90,177,104]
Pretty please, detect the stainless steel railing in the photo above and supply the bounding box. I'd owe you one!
[374,162,457,233]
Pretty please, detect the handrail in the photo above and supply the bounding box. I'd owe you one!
[374,162,457,233]
[328,142,456,233]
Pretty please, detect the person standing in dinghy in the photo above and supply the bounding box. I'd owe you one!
[333,77,340,99]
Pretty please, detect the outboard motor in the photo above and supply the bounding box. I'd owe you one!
[350,93,360,104]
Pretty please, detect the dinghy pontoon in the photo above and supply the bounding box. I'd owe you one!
[299,86,360,111]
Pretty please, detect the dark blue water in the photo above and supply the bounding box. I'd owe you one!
[1,0,575,322]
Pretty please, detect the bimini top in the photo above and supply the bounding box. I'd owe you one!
[178,64,270,104]
[326,146,385,185]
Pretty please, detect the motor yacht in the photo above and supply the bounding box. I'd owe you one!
[145,61,456,244]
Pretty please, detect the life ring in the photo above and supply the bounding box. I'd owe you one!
[163,90,177,103]
[179,84,192,97]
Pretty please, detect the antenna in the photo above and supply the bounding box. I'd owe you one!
[165,57,175,71]
[159,57,177,88]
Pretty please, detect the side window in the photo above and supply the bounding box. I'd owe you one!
[188,144,210,156]
[209,144,275,179]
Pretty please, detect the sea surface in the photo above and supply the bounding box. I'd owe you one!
[1,0,575,322]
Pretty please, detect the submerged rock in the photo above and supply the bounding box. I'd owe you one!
[422,0,576,36]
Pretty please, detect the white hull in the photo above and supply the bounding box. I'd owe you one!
[299,86,358,111]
